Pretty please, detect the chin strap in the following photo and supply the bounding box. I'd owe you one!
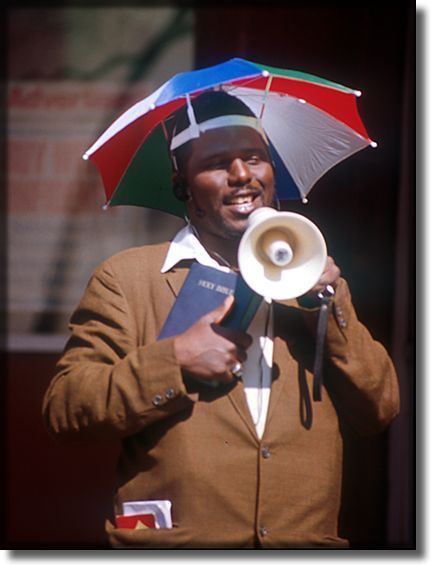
[312,284,335,401]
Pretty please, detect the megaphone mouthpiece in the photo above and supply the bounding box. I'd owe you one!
[260,229,293,267]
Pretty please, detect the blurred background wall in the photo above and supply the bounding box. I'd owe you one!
[7,6,190,341]
[4,0,414,550]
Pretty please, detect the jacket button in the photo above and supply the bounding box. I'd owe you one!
[165,388,176,399]
[259,526,268,537]
[261,446,271,458]
[335,309,347,328]
[152,394,163,406]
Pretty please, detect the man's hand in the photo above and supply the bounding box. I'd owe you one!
[309,256,341,295]
[298,256,341,306]
[173,295,253,384]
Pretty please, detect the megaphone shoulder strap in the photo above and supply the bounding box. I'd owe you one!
[312,285,335,402]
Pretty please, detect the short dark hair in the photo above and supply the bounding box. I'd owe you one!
[169,91,260,201]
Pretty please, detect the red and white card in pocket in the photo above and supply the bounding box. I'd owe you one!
[116,500,172,529]
[116,512,156,529]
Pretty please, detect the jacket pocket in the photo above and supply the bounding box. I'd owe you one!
[106,519,193,548]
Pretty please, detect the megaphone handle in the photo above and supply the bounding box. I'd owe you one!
[312,285,335,402]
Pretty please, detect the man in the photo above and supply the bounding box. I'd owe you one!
[43,91,399,548]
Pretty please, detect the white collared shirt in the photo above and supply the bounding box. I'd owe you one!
[161,224,273,439]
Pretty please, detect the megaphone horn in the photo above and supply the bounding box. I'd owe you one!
[238,207,327,301]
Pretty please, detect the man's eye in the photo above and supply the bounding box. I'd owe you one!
[206,160,226,169]
[247,155,260,165]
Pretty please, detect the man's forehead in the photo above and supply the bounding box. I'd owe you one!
[190,126,269,159]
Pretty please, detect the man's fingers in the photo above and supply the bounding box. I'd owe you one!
[213,324,253,350]
[316,256,341,288]
[175,295,253,383]
[206,295,235,324]
[235,347,248,363]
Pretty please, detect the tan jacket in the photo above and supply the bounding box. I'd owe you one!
[43,242,399,548]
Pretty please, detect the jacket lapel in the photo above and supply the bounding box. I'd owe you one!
[227,382,260,444]
[163,262,192,298]
[260,303,297,435]
[226,337,291,445]
[263,336,289,431]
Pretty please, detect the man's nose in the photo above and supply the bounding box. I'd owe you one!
[228,158,252,185]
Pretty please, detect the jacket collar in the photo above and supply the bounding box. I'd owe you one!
[161,224,231,274]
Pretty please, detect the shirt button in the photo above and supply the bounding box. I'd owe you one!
[259,526,268,537]
[165,388,176,399]
[261,446,271,459]
[152,394,163,406]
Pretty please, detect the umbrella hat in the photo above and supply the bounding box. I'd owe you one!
[83,58,376,216]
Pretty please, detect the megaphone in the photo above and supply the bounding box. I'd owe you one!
[238,207,327,301]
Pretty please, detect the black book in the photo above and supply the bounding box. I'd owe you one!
[158,262,262,340]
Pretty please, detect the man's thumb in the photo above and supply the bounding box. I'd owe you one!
[208,294,235,324]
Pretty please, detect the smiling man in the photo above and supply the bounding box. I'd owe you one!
[43,90,399,549]
[171,92,276,245]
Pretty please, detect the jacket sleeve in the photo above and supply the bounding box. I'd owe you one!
[42,260,197,442]
[301,278,400,436]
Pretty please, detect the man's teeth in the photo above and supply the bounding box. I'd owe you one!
[230,196,253,204]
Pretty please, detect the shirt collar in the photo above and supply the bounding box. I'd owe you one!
[160,224,231,274]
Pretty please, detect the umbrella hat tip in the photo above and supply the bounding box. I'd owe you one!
[370,141,378,148]
[83,153,89,161]
[354,90,362,97]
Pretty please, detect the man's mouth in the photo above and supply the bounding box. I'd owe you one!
[225,191,263,214]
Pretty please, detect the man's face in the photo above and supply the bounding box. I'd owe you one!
[183,126,275,242]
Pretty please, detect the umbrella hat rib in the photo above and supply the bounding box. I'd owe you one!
[224,76,371,142]
[109,125,186,216]
[251,60,359,94]
[90,99,184,203]
[83,81,168,158]
[155,58,262,106]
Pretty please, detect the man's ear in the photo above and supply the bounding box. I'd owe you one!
[172,172,190,202]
